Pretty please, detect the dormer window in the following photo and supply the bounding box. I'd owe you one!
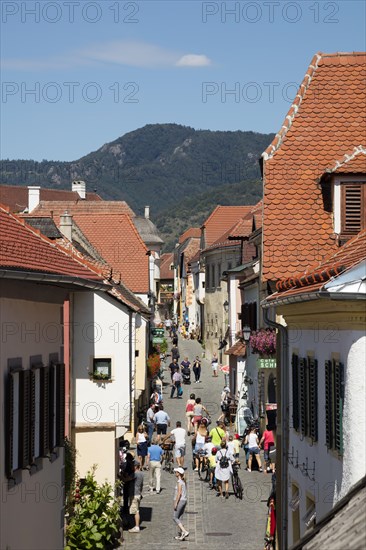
[333,176,366,240]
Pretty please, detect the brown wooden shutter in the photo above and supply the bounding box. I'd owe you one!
[341,183,365,234]
[5,373,15,478]
[308,358,318,442]
[40,366,50,456]
[30,369,36,461]
[19,370,31,469]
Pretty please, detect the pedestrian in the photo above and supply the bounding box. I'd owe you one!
[209,421,226,447]
[128,461,144,533]
[136,425,149,470]
[153,404,170,442]
[171,367,183,398]
[120,452,135,516]
[192,356,201,383]
[218,386,231,422]
[150,388,161,405]
[146,402,157,443]
[193,418,209,471]
[148,436,164,494]
[211,352,219,377]
[260,425,275,473]
[171,344,180,363]
[215,440,234,500]
[173,467,189,541]
[245,426,263,472]
[203,435,214,457]
[168,358,179,381]
[163,421,187,468]
[180,356,191,372]
[185,393,196,435]
[192,397,209,434]
[208,447,218,488]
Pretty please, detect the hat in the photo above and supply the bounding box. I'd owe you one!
[174,467,185,475]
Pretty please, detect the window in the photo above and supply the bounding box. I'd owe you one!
[217,263,221,286]
[292,354,318,441]
[5,363,65,479]
[325,359,344,454]
[206,264,210,290]
[240,302,257,331]
[93,358,112,381]
[211,264,215,289]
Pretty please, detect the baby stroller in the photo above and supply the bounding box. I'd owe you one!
[181,366,191,384]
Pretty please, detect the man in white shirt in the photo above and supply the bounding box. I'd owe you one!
[163,421,187,468]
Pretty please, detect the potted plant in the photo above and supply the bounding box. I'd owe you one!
[249,328,276,357]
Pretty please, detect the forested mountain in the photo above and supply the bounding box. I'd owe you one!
[0,123,274,249]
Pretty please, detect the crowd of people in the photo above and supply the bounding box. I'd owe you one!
[119,320,276,542]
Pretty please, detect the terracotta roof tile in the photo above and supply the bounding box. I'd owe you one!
[160,253,174,280]
[202,205,254,248]
[0,204,105,282]
[31,200,134,222]
[262,52,366,281]
[70,213,149,293]
[0,184,102,213]
[224,341,247,356]
[178,227,201,244]
[271,229,366,298]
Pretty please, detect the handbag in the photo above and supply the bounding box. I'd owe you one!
[178,386,183,397]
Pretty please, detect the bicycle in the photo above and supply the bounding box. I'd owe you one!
[232,461,243,500]
[192,449,209,481]
[161,442,175,474]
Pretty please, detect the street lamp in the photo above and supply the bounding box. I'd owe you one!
[223,300,229,312]
[242,325,251,343]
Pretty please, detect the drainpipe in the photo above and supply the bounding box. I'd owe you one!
[263,306,289,550]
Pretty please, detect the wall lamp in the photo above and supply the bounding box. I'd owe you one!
[223,300,229,312]
[242,325,251,342]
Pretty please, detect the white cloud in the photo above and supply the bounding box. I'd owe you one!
[176,54,212,67]
[1,41,212,71]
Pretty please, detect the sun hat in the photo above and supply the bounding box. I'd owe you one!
[174,467,185,475]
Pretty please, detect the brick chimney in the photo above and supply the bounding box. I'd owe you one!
[28,186,40,212]
[59,211,73,241]
[144,206,150,219]
[72,180,86,199]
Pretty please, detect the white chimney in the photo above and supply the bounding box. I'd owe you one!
[144,206,150,219]
[28,186,41,212]
[59,211,73,241]
[72,180,86,199]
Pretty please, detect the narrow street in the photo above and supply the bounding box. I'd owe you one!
[122,336,271,550]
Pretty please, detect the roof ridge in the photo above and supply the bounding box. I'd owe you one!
[324,146,366,174]
[263,52,322,160]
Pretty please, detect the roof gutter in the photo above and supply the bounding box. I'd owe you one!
[0,269,110,291]
[263,305,289,550]
[263,290,366,308]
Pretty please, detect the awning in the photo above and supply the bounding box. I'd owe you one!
[219,365,230,374]
[224,341,247,356]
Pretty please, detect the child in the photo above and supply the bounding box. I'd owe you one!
[208,447,218,489]
[227,435,235,457]
[233,434,241,463]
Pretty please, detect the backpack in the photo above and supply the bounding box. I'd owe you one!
[219,450,229,469]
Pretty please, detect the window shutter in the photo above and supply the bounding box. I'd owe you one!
[325,360,333,449]
[5,373,15,478]
[30,369,36,461]
[341,184,365,234]
[56,363,66,447]
[292,354,300,431]
[49,364,56,451]
[249,302,257,331]
[40,367,50,456]
[334,361,344,455]
[19,369,31,469]
[299,358,308,436]
[308,358,318,441]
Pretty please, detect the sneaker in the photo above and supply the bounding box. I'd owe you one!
[180,531,189,540]
[194,467,198,471]
[247,468,251,472]
[225,493,229,499]
[259,468,263,472]
[129,526,140,533]
[174,536,182,540]
[156,490,161,494]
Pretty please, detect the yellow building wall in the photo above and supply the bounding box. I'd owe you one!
[74,427,117,486]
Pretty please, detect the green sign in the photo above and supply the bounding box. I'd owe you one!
[153,337,165,344]
[257,358,276,369]
[151,328,165,336]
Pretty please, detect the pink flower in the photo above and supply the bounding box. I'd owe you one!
[249,329,276,356]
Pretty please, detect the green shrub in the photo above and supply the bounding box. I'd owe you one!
[65,466,121,550]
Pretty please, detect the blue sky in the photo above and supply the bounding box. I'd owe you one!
[1,0,365,161]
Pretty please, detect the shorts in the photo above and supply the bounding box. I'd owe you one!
[175,445,186,458]
[249,447,260,455]
[156,424,168,435]
[212,363,218,371]
[193,415,202,425]
[194,442,205,452]
[186,411,194,418]
[129,495,141,515]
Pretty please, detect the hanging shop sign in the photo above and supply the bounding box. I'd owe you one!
[257,357,276,369]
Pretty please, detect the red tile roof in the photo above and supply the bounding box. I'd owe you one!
[183,239,201,272]
[160,253,174,280]
[0,184,102,213]
[323,147,366,175]
[225,341,247,356]
[178,227,201,244]
[0,205,105,282]
[269,229,366,300]
[262,52,366,282]
[31,199,134,222]
[69,213,149,293]
[202,206,253,247]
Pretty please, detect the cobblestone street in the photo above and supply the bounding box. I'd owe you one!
[121,335,271,549]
